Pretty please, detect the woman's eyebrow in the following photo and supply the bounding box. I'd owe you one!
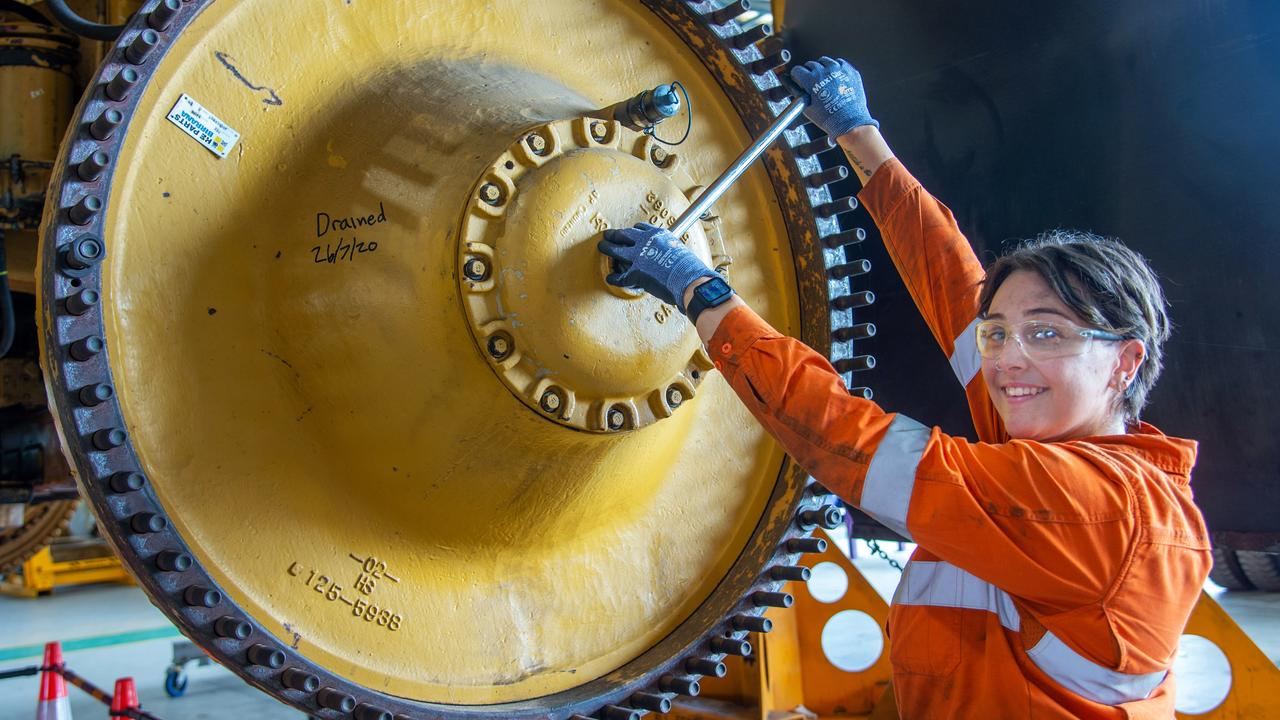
[1025,307,1073,319]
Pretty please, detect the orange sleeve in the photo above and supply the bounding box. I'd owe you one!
[858,159,1005,442]
[708,306,1133,611]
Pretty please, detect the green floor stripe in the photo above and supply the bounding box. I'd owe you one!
[0,626,182,662]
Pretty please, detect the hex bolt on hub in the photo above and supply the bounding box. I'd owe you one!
[462,257,490,282]
[650,146,669,166]
[486,334,512,360]
[665,386,684,408]
[607,407,627,431]
[526,133,549,155]
[590,122,607,141]
[479,183,503,206]
[539,389,562,414]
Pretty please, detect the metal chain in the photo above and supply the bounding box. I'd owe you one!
[866,538,904,572]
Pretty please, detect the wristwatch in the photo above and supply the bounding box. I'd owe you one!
[685,276,735,323]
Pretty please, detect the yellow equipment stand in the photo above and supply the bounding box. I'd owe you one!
[1,538,133,598]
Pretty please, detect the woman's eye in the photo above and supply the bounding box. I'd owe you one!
[1029,325,1060,341]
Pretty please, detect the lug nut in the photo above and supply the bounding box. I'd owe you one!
[147,0,180,30]
[479,182,503,206]
[769,565,811,582]
[281,668,319,693]
[184,586,222,608]
[69,335,105,361]
[247,644,285,669]
[799,504,844,530]
[77,151,111,182]
[486,334,511,360]
[125,29,160,64]
[834,355,876,373]
[665,386,684,408]
[710,636,751,656]
[214,616,252,640]
[155,550,192,572]
[786,536,828,554]
[89,109,124,140]
[832,290,875,311]
[732,614,773,633]
[752,590,794,609]
[79,383,114,407]
[607,406,627,431]
[685,657,727,677]
[659,674,701,696]
[526,133,548,155]
[105,67,139,101]
[317,688,356,713]
[354,704,392,720]
[590,122,607,141]
[63,236,104,271]
[68,195,102,225]
[91,427,126,450]
[650,145,669,166]
[109,471,144,494]
[462,257,489,282]
[834,323,876,342]
[539,389,562,414]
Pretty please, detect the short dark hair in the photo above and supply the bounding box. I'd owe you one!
[977,230,1171,426]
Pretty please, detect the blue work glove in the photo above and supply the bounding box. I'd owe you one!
[598,223,717,312]
[789,56,878,138]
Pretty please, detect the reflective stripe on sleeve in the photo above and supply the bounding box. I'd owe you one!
[1026,630,1167,705]
[860,414,930,540]
[949,317,982,386]
[891,560,1021,632]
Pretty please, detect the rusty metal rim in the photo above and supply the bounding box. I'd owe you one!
[37,1,868,718]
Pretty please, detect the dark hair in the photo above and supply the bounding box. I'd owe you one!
[977,230,1171,426]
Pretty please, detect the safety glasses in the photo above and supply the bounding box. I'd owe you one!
[975,319,1125,361]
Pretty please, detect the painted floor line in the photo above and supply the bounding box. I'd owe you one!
[0,626,182,662]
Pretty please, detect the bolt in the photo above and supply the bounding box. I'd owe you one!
[651,146,668,166]
[463,257,489,282]
[486,334,511,360]
[607,407,626,431]
[590,122,607,141]
[539,390,562,413]
[527,134,548,154]
[665,386,684,408]
[479,183,502,206]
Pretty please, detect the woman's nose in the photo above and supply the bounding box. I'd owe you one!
[993,337,1030,371]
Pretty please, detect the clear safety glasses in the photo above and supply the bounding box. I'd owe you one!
[975,319,1125,361]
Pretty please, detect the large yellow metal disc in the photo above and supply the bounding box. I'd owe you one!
[38,1,854,717]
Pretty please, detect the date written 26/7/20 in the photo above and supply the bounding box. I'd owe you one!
[312,236,378,265]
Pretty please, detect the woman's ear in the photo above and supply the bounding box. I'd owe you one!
[1117,339,1146,392]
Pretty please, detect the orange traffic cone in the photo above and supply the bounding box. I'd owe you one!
[35,641,72,719]
[108,677,139,718]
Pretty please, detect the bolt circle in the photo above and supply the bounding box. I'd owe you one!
[479,183,503,206]
[665,386,684,408]
[463,257,490,282]
[539,389,563,414]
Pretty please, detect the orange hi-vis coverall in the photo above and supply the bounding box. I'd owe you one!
[706,159,1211,719]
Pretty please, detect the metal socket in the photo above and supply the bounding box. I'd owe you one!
[752,590,794,608]
[659,673,701,696]
[214,617,251,640]
[834,323,876,342]
[805,166,849,188]
[748,49,790,75]
[91,427,126,450]
[317,688,356,713]
[147,0,180,30]
[183,586,222,608]
[247,644,284,669]
[354,704,392,720]
[850,386,874,400]
[793,136,836,159]
[729,23,771,49]
[832,290,875,311]
[769,565,811,582]
[154,550,192,572]
[77,151,111,182]
[79,383,114,407]
[786,536,828,554]
[281,668,319,693]
[830,258,871,279]
[822,227,867,249]
[65,289,100,316]
[105,68,139,101]
[68,195,102,225]
[708,0,749,25]
[710,636,751,656]
[732,614,773,633]
[129,512,166,534]
[600,705,640,720]
[89,109,123,140]
[685,657,727,677]
[108,471,144,494]
[69,335,104,361]
[630,692,671,713]
[834,355,876,373]
[125,29,160,64]
[815,196,858,219]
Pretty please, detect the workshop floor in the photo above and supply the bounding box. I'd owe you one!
[0,535,1276,719]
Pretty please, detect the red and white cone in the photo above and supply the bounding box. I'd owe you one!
[35,641,72,720]
[108,677,139,718]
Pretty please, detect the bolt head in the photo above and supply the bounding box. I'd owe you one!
[527,134,548,154]
[651,146,668,165]
[666,386,684,408]
[539,390,562,413]
[590,122,607,140]
[487,335,511,359]
[479,183,502,206]
[463,257,490,282]
[607,408,626,430]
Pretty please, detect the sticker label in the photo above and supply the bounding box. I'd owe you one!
[166,93,240,158]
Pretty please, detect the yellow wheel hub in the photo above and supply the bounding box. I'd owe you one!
[459,117,721,432]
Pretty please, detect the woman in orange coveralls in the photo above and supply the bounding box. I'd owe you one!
[599,57,1210,719]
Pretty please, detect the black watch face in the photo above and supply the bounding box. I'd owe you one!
[696,277,733,304]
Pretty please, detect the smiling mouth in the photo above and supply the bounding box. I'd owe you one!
[1003,386,1046,399]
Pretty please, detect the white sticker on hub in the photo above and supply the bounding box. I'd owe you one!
[166,93,240,158]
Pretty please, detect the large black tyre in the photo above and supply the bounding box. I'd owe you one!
[1208,544,1254,591]
[1237,550,1280,592]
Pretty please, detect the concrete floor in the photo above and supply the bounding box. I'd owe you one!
[0,537,1275,719]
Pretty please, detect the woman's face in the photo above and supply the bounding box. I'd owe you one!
[981,270,1143,441]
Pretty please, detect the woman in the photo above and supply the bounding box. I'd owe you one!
[599,57,1210,719]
